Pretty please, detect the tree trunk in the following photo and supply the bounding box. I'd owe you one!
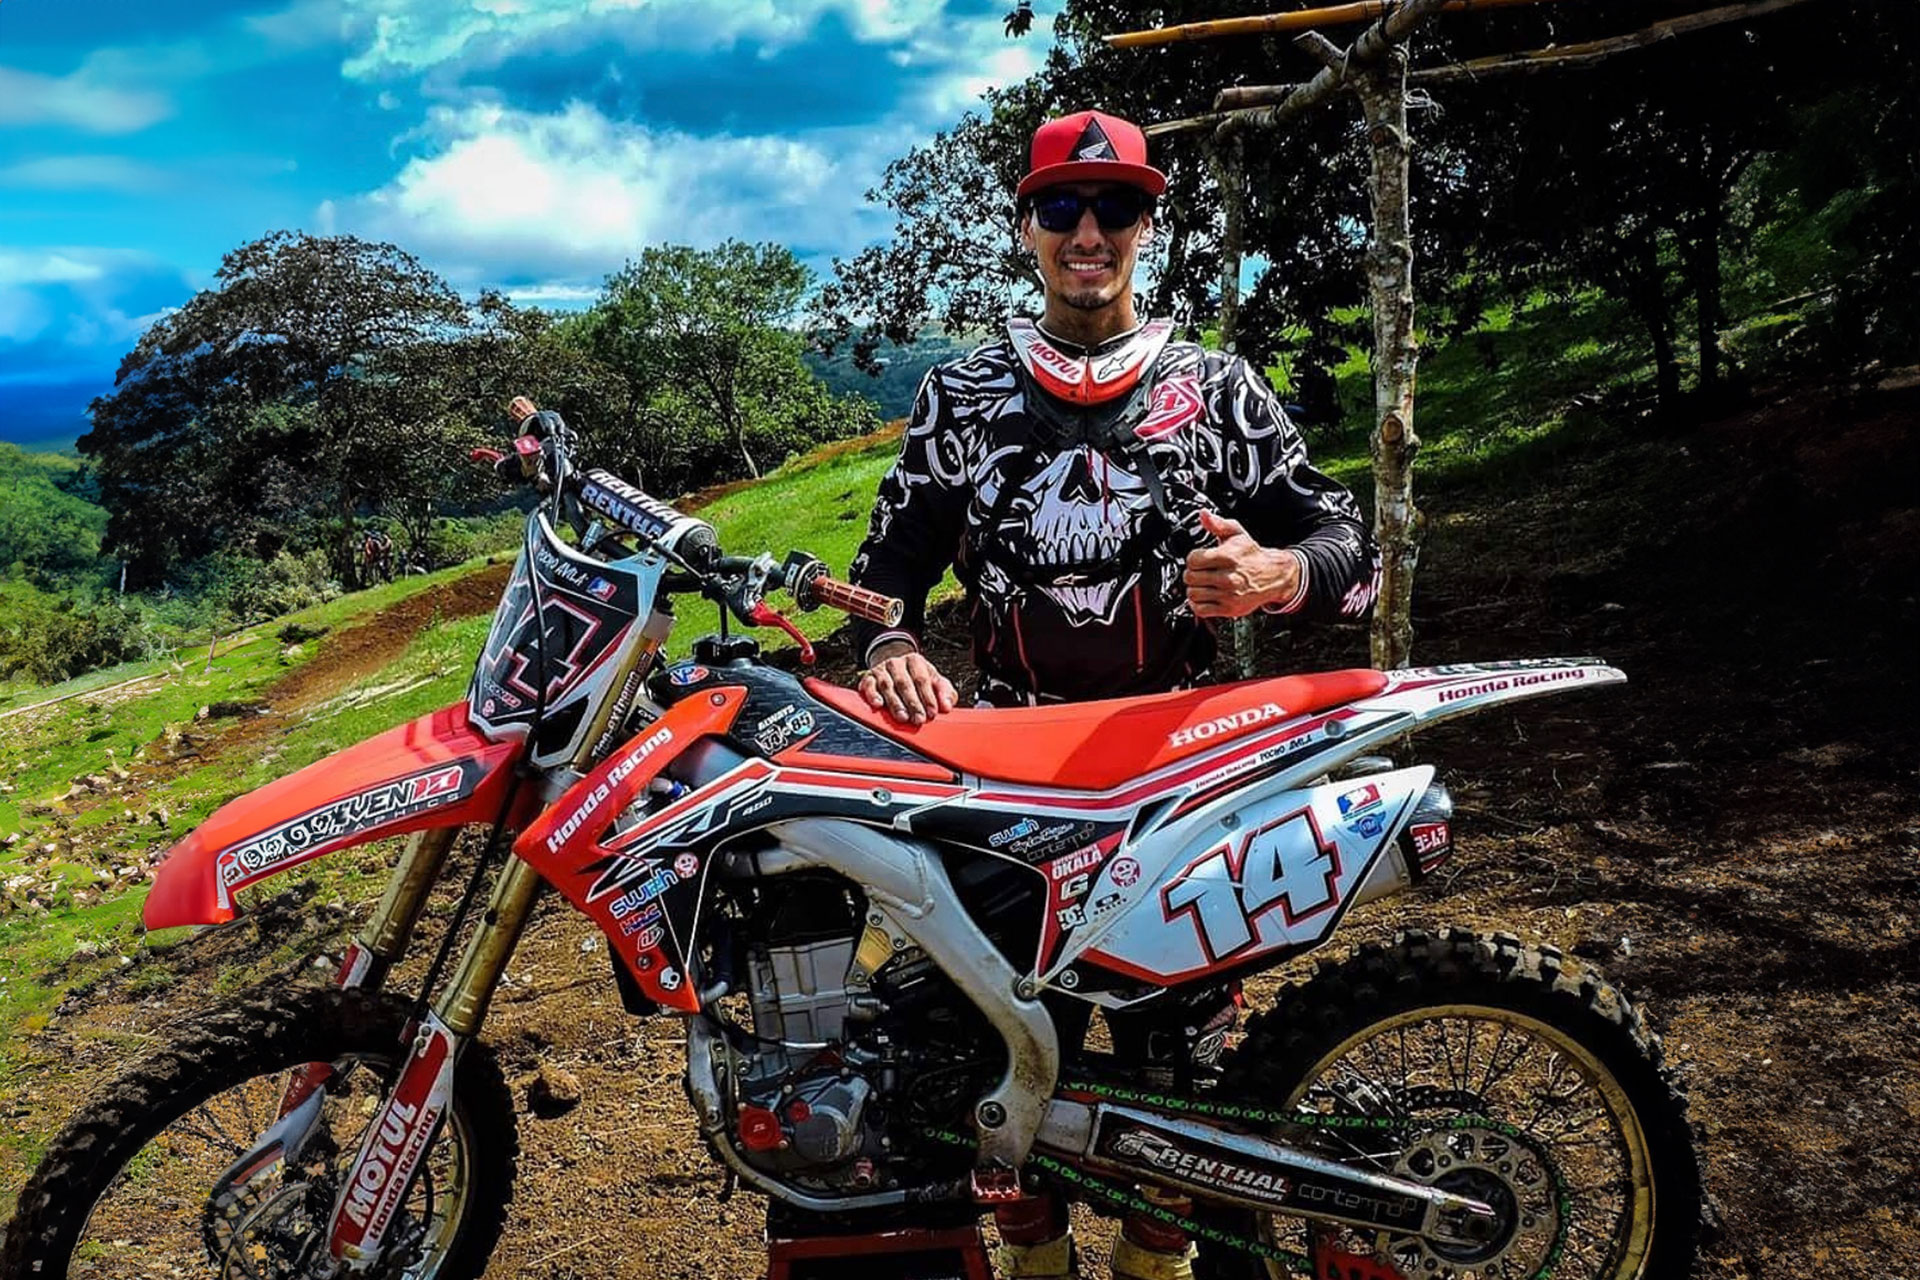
[1622,233,1681,409]
[1207,136,1261,681]
[1689,206,1723,398]
[1356,52,1422,672]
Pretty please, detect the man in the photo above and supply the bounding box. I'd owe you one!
[846,110,1380,1280]
[850,109,1376,719]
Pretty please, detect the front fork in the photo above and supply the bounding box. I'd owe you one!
[276,826,464,1122]
[327,852,546,1268]
[209,826,465,1219]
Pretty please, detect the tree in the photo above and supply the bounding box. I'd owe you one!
[81,233,482,585]
[575,242,877,494]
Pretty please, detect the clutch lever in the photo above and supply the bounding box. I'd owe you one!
[746,601,815,665]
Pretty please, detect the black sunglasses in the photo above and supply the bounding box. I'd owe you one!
[1027,188,1152,233]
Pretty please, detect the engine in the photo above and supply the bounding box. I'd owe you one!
[708,871,1009,1194]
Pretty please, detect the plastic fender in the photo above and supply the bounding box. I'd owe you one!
[144,703,524,930]
[1076,766,1435,987]
[514,687,748,1013]
[1364,658,1626,725]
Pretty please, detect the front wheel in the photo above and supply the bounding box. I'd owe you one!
[1195,928,1701,1280]
[2,987,517,1280]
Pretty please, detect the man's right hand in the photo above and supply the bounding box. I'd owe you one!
[858,641,958,725]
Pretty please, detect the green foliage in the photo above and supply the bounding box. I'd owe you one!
[0,445,107,587]
[561,240,881,495]
[198,550,342,626]
[80,232,489,587]
[0,580,156,685]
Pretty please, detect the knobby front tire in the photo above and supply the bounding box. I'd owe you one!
[2,987,517,1280]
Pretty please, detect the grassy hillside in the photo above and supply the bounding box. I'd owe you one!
[0,291,1696,1152]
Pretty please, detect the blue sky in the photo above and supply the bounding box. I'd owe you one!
[0,0,1056,446]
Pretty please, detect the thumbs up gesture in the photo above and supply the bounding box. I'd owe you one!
[1184,509,1305,619]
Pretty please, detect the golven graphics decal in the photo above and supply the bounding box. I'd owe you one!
[219,761,479,887]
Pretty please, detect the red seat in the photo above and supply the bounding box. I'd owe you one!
[802,669,1387,793]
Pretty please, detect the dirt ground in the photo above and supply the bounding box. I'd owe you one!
[5,374,1917,1279]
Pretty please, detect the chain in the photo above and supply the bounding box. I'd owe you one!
[928,1078,1578,1280]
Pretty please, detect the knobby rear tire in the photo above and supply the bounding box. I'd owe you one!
[1193,927,1702,1280]
[1,986,517,1280]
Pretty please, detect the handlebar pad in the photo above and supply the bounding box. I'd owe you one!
[808,576,905,627]
[575,469,720,572]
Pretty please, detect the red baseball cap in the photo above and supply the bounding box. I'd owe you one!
[1017,110,1167,199]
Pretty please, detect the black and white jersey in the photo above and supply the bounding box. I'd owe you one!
[849,332,1379,706]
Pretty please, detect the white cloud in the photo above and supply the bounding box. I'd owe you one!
[340,0,952,78]
[0,251,111,288]
[0,156,168,192]
[243,0,346,49]
[346,101,860,283]
[0,66,171,134]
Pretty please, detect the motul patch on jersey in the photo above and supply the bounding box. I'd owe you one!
[1008,318,1173,405]
[1135,376,1204,440]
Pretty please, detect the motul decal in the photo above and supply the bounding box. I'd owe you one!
[542,725,673,855]
[1023,333,1084,387]
[332,1011,456,1255]
[1135,376,1203,441]
[219,762,477,887]
[1168,703,1286,749]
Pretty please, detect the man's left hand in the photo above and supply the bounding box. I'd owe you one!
[1185,510,1302,619]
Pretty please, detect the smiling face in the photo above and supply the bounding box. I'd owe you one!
[1020,181,1153,346]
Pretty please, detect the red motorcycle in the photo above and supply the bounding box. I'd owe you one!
[3,401,1700,1280]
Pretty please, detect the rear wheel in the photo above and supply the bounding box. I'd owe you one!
[2,987,516,1280]
[1193,928,1701,1280]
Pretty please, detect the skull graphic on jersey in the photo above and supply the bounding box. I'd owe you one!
[975,447,1156,627]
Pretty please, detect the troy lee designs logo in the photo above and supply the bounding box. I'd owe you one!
[1135,377,1204,441]
[223,763,469,881]
[544,726,674,854]
[1168,703,1287,749]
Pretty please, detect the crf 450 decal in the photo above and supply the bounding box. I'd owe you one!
[217,761,480,891]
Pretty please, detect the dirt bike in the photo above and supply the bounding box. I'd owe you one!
[2,399,1701,1280]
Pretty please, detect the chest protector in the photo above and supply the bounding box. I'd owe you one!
[981,319,1198,590]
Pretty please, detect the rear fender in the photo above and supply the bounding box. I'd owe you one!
[514,687,749,1014]
[143,703,524,930]
[1360,658,1625,724]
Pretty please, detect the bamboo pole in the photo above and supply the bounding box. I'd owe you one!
[1355,50,1423,670]
[1151,0,1819,135]
[1107,0,1555,49]
[1205,135,1261,680]
[1148,0,1450,140]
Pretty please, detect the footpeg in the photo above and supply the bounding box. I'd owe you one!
[971,1166,1024,1204]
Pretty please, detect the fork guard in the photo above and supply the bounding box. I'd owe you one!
[144,703,524,930]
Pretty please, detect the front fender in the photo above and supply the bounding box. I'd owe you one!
[144,703,524,930]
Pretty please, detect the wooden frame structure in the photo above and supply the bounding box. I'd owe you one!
[1101,0,1816,670]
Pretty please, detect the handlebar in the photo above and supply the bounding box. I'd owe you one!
[792,568,905,628]
[495,396,906,638]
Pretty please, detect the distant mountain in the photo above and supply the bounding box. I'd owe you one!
[1,377,96,451]
[805,332,980,419]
